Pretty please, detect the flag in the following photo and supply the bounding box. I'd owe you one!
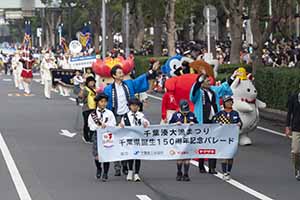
[22,21,32,49]
[79,24,92,49]
[61,37,69,53]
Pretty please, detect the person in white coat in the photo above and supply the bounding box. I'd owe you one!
[41,54,56,99]
[12,53,24,90]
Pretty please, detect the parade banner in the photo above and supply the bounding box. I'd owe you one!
[97,124,239,162]
[51,69,76,87]
[69,55,96,70]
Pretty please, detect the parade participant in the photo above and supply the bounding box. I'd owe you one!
[73,70,84,105]
[190,72,236,174]
[83,68,94,81]
[41,53,56,99]
[57,54,72,97]
[88,93,116,182]
[20,52,34,95]
[119,98,150,182]
[212,95,242,181]
[169,99,198,181]
[104,61,160,176]
[285,87,300,181]
[79,76,97,143]
[11,52,24,90]
[161,85,178,124]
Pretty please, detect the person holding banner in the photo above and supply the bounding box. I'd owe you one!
[169,99,198,182]
[212,95,242,181]
[104,61,160,176]
[88,93,116,182]
[119,98,150,182]
[79,76,97,143]
[190,72,236,174]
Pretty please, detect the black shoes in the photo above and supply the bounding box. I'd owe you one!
[176,172,183,181]
[115,170,121,176]
[182,174,190,181]
[209,169,217,174]
[122,167,128,175]
[199,167,207,173]
[102,173,108,182]
[96,168,102,179]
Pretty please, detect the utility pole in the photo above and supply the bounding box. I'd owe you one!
[125,2,130,58]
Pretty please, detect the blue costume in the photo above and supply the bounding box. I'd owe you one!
[104,74,149,113]
[169,111,198,124]
[189,82,233,124]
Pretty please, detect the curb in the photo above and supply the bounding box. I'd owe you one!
[259,108,286,123]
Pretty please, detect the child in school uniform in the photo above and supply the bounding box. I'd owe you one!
[169,99,198,181]
[119,98,150,182]
[88,93,116,182]
[212,95,242,181]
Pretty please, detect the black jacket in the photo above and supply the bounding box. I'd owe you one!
[286,93,300,131]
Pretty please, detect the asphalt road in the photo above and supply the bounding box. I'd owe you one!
[0,73,299,200]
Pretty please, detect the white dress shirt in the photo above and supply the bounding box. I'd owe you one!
[121,111,150,127]
[88,108,116,131]
[73,75,84,86]
[115,83,130,115]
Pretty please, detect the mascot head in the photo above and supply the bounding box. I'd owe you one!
[162,55,183,77]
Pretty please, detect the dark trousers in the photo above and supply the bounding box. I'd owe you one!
[114,114,128,172]
[199,118,216,170]
[198,158,216,170]
[82,109,94,141]
[128,159,141,174]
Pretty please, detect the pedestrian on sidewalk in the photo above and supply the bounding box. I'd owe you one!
[88,93,116,182]
[212,95,242,181]
[119,98,150,182]
[79,76,97,143]
[169,99,198,181]
[285,89,300,181]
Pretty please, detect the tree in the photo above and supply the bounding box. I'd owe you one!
[166,0,176,56]
[221,0,245,64]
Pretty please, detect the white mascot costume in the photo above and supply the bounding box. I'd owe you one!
[231,67,266,145]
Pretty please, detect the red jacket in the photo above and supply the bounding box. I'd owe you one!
[161,92,178,120]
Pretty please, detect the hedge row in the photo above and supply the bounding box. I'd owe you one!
[134,56,300,111]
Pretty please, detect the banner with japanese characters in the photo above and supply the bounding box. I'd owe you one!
[97,124,239,162]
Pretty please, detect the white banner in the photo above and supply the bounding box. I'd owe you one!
[69,55,96,70]
[97,124,239,162]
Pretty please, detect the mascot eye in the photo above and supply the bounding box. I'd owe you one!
[169,60,182,70]
[254,90,257,93]
[247,88,251,92]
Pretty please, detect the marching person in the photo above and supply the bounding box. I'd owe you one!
[79,76,97,143]
[104,61,160,176]
[20,53,35,95]
[88,93,116,182]
[11,52,24,90]
[169,99,198,181]
[285,88,300,181]
[190,71,237,174]
[119,98,150,182]
[41,53,56,99]
[73,70,84,105]
[212,95,242,181]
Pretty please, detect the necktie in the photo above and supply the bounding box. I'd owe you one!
[132,113,139,126]
[98,109,105,120]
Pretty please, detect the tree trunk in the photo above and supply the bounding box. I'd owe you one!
[133,0,144,50]
[153,17,162,56]
[229,19,243,64]
[166,0,176,56]
[94,29,100,53]
[107,5,114,51]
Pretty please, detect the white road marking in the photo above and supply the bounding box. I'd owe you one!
[59,129,77,138]
[257,126,291,138]
[147,94,162,101]
[0,133,32,200]
[69,97,76,102]
[3,78,12,81]
[190,160,274,200]
[136,195,152,200]
[33,79,41,83]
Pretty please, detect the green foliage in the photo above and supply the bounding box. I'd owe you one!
[134,56,169,76]
[255,67,300,111]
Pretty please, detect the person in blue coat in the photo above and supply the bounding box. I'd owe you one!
[104,61,160,176]
[189,72,237,174]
